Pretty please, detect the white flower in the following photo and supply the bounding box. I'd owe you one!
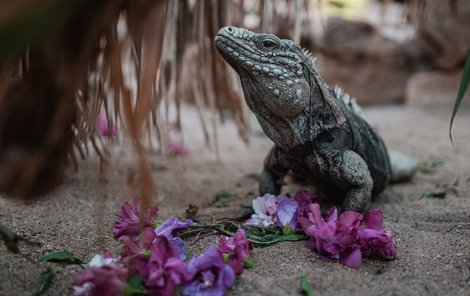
[88,252,119,268]
[245,194,278,227]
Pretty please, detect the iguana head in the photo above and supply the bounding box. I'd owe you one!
[214,26,312,119]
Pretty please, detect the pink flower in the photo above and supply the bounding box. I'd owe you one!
[125,236,192,296]
[294,189,317,210]
[97,113,117,137]
[113,198,159,239]
[218,229,253,275]
[300,203,363,268]
[169,141,189,156]
[73,250,126,296]
[299,204,397,268]
[120,227,157,257]
[358,209,397,259]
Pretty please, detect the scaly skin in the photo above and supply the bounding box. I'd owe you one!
[214,26,391,213]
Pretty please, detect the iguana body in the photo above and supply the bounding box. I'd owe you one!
[215,26,413,213]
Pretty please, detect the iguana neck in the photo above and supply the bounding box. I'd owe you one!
[244,60,345,151]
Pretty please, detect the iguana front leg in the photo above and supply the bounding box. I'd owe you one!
[330,150,373,213]
[259,145,290,195]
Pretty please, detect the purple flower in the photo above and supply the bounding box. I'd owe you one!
[126,236,192,296]
[73,266,126,296]
[358,209,397,259]
[155,216,193,237]
[155,216,193,260]
[277,196,298,229]
[245,194,298,228]
[113,198,159,239]
[97,113,117,137]
[218,229,253,275]
[183,246,235,296]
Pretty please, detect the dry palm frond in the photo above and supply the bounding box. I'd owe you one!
[0,0,308,202]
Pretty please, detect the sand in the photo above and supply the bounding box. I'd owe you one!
[1,105,470,296]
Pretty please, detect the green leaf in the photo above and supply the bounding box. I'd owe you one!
[223,253,231,262]
[298,276,314,296]
[421,191,446,199]
[152,219,164,228]
[450,49,470,143]
[208,191,232,207]
[32,268,54,296]
[282,225,295,236]
[123,275,147,296]
[244,257,254,269]
[417,158,444,174]
[41,251,82,265]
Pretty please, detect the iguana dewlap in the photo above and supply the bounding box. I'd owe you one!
[214,26,415,213]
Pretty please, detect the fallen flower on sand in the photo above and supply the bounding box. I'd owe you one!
[154,216,193,260]
[125,236,191,296]
[169,141,189,156]
[73,253,126,296]
[97,113,118,137]
[183,246,235,296]
[113,198,159,239]
[299,203,397,268]
[218,229,253,275]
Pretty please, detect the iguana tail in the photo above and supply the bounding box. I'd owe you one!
[389,150,417,182]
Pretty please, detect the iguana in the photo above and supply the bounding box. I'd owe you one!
[214,26,415,213]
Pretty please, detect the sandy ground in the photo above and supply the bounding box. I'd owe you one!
[1,105,470,296]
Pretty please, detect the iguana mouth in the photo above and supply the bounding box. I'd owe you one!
[214,27,271,75]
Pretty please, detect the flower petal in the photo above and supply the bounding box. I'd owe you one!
[276,196,298,227]
[364,209,383,231]
[340,247,362,269]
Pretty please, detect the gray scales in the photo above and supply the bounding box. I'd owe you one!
[214,26,416,213]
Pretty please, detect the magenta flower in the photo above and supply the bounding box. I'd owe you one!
[183,246,235,296]
[300,203,363,268]
[218,229,253,275]
[299,204,397,268]
[126,236,192,296]
[169,141,189,156]
[358,209,397,259]
[113,198,159,239]
[154,216,193,260]
[120,227,157,257]
[73,266,126,296]
[245,194,298,228]
[97,113,117,137]
[294,189,317,210]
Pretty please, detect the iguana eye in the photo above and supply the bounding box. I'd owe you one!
[263,40,277,48]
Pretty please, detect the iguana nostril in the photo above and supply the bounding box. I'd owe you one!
[226,26,234,33]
